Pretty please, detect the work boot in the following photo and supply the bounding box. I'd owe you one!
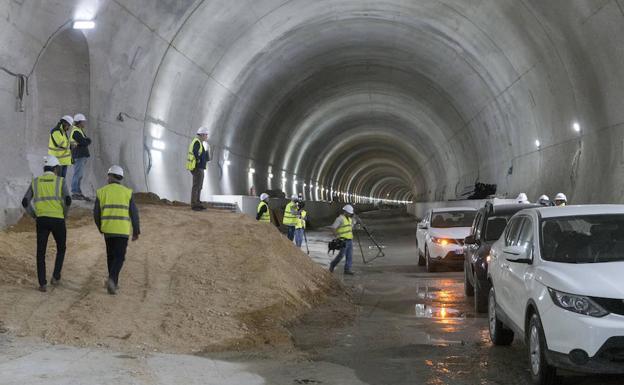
[38,285,47,292]
[50,277,60,286]
[329,264,335,273]
[344,270,355,276]
[106,278,117,295]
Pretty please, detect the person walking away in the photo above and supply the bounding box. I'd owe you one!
[93,165,140,295]
[329,204,356,275]
[186,127,210,211]
[48,115,74,177]
[257,193,271,223]
[21,156,72,292]
[554,193,567,207]
[283,195,300,241]
[294,201,307,248]
[69,113,92,200]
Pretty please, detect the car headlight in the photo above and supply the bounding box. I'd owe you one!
[548,288,608,317]
[431,237,450,246]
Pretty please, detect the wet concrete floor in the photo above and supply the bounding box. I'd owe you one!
[1,210,622,384]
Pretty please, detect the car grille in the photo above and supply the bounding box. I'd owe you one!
[597,337,624,363]
[591,297,624,316]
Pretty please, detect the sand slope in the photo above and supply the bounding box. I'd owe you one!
[0,202,336,353]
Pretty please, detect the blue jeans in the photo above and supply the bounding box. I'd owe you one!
[71,157,87,194]
[330,239,353,272]
[287,226,296,241]
[295,228,304,247]
[59,165,68,178]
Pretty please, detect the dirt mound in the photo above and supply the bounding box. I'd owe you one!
[0,203,338,353]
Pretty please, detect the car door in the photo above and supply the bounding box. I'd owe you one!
[506,216,535,329]
[416,210,431,254]
[497,216,525,316]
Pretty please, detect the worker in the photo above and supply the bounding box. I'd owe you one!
[282,194,300,241]
[294,201,307,248]
[329,204,356,275]
[516,192,530,204]
[93,165,140,295]
[554,192,567,207]
[21,156,71,292]
[186,127,210,211]
[537,195,551,206]
[256,193,271,223]
[69,113,92,200]
[48,115,74,177]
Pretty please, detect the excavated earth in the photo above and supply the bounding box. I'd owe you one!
[0,194,346,354]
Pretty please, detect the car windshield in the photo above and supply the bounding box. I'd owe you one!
[484,215,512,241]
[431,211,476,228]
[541,215,624,263]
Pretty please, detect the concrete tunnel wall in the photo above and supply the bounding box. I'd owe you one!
[1,1,624,228]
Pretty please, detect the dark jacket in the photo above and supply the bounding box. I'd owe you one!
[193,139,209,170]
[71,128,91,159]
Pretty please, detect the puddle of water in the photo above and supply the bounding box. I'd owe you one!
[415,304,465,320]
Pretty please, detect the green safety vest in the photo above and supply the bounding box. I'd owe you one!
[282,201,298,226]
[186,137,204,171]
[48,127,72,165]
[32,173,65,219]
[96,183,133,236]
[257,201,271,223]
[69,125,85,146]
[296,210,307,229]
[336,215,353,240]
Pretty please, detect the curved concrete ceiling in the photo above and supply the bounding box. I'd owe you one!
[2,0,624,218]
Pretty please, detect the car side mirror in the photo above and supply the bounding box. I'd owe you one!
[465,235,478,245]
[418,222,428,230]
[503,245,532,264]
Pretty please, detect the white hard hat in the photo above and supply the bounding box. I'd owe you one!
[196,126,210,135]
[516,193,529,204]
[538,195,549,201]
[73,113,86,122]
[291,194,299,201]
[260,193,269,201]
[107,165,124,178]
[343,204,354,214]
[555,193,567,202]
[44,155,60,168]
[61,115,74,125]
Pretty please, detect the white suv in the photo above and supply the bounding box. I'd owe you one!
[488,205,624,384]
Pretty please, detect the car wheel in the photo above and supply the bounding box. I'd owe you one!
[425,247,436,272]
[528,313,558,385]
[464,265,474,296]
[474,277,488,313]
[488,287,514,346]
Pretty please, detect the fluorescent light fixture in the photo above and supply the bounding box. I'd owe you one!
[224,160,231,166]
[282,171,286,177]
[73,20,95,30]
[268,173,274,179]
[152,139,165,151]
[573,122,581,132]
[535,139,541,148]
[303,183,307,188]
[248,168,255,174]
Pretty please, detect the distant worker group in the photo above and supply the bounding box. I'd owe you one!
[517,192,567,206]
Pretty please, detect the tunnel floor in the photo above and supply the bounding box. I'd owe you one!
[1,210,622,385]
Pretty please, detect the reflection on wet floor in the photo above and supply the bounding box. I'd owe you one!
[415,304,464,320]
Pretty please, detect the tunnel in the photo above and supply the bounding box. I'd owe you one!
[2,0,624,227]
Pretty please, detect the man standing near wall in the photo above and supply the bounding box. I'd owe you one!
[256,193,271,223]
[21,156,72,292]
[186,127,210,211]
[93,165,140,295]
[283,195,300,241]
[294,201,307,248]
[48,115,74,177]
[329,204,356,275]
[69,113,92,200]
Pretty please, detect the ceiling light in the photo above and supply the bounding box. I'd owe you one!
[224,160,231,167]
[248,168,255,174]
[268,173,274,179]
[73,20,95,30]
[573,122,581,132]
[535,139,541,148]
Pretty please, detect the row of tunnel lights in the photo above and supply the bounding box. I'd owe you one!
[534,122,581,149]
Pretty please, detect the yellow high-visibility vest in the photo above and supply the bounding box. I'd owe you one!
[32,173,65,219]
[186,137,204,171]
[282,201,298,226]
[48,127,72,165]
[96,183,133,236]
[296,210,307,229]
[336,215,353,240]
[257,201,271,223]
[69,126,85,146]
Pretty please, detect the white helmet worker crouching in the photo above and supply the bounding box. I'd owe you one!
[516,193,530,204]
[343,204,354,215]
[44,155,60,168]
[554,193,567,206]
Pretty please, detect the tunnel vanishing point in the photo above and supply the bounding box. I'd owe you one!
[1,0,624,226]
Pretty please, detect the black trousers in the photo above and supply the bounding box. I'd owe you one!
[36,217,67,287]
[105,237,128,285]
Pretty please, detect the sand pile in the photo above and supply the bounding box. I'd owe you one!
[0,200,338,353]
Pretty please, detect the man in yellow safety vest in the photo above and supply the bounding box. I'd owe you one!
[256,193,271,223]
[186,127,210,211]
[21,155,72,292]
[282,194,300,241]
[329,205,356,275]
[48,115,74,177]
[94,165,140,295]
